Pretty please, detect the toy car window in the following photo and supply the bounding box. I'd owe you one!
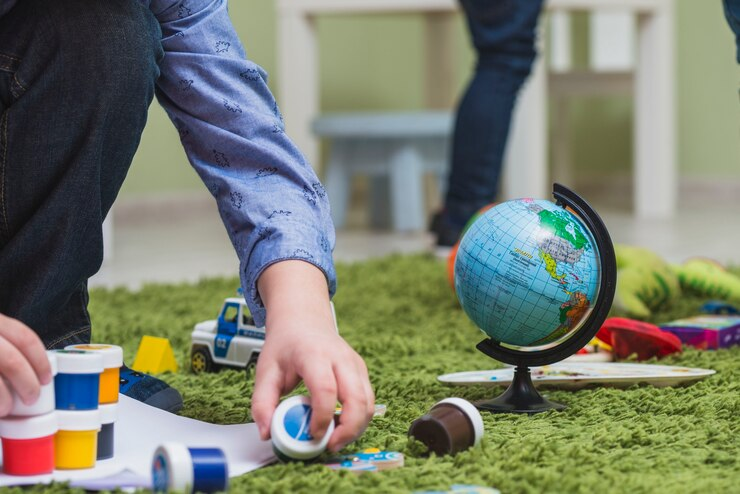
[223,305,238,323]
[242,314,255,326]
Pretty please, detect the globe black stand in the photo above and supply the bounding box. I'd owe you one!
[473,184,617,414]
[475,355,566,414]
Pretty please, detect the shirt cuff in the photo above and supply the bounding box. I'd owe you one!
[239,216,336,328]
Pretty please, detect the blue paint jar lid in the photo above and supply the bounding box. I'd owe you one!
[65,344,123,368]
[270,395,334,461]
[53,350,104,374]
[99,403,118,425]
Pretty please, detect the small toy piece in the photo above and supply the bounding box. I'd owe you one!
[325,448,404,473]
[97,403,118,460]
[132,336,179,374]
[55,409,102,470]
[66,344,123,405]
[9,351,57,416]
[660,315,740,350]
[271,395,334,462]
[408,398,484,456]
[700,300,739,315]
[152,443,228,494]
[598,317,682,361]
[190,295,265,374]
[53,350,104,411]
[0,412,58,476]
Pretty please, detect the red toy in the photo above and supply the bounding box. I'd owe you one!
[598,317,682,361]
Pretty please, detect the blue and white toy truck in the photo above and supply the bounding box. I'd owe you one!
[190,296,264,374]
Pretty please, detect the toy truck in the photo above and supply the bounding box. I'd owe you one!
[190,296,264,374]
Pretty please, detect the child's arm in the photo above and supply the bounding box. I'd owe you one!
[251,260,375,452]
[0,314,53,416]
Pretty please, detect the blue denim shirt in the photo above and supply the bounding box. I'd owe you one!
[0,0,337,327]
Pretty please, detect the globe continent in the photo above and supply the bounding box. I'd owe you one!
[454,198,601,347]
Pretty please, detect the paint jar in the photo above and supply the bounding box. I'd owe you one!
[97,403,117,460]
[55,409,101,470]
[408,398,484,456]
[152,442,229,494]
[271,395,334,462]
[9,351,57,416]
[65,344,123,405]
[0,412,57,476]
[53,350,104,411]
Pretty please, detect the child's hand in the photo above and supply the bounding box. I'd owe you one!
[0,314,53,416]
[251,261,375,452]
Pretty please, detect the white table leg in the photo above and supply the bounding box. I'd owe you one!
[390,143,425,231]
[277,12,320,171]
[102,211,113,265]
[635,4,676,219]
[503,37,549,201]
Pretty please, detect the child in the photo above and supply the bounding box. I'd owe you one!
[0,0,373,452]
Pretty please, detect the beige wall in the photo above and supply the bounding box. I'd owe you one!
[120,0,740,198]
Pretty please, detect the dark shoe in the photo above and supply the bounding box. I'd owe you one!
[429,211,463,248]
[119,365,183,414]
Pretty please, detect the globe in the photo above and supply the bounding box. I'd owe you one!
[454,198,600,347]
[452,184,616,414]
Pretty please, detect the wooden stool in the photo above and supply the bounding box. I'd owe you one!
[313,111,453,231]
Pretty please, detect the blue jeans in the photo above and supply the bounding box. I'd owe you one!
[0,0,162,348]
[725,0,740,63]
[441,0,544,232]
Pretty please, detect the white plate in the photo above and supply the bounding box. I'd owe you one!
[437,363,716,390]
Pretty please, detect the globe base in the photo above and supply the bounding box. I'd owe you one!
[474,365,566,414]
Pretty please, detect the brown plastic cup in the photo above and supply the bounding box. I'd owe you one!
[408,398,484,456]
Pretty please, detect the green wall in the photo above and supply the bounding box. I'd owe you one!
[121,0,740,198]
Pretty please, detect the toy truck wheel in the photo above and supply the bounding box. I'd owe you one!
[191,347,215,374]
[245,352,260,376]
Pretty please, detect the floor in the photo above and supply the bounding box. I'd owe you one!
[90,191,740,290]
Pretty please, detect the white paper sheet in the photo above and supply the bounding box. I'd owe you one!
[0,395,276,489]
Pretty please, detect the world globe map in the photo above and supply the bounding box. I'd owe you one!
[454,198,601,347]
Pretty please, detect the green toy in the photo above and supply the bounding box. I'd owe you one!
[673,258,740,302]
[613,245,681,318]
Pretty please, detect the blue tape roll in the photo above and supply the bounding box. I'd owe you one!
[191,448,228,493]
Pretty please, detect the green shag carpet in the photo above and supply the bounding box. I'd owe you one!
[8,255,740,494]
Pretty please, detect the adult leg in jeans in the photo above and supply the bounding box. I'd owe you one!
[724,0,740,64]
[0,0,162,349]
[433,0,544,247]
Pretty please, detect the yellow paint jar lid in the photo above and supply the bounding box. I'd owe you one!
[65,344,123,369]
[57,409,101,432]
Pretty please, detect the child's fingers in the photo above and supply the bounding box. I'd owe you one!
[251,364,284,440]
[302,362,337,440]
[358,359,375,422]
[0,335,40,406]
[0,315,52,385]
[327,359,371,452]
[0,378,12,417]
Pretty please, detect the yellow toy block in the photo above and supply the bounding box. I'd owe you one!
[131,336,178,374]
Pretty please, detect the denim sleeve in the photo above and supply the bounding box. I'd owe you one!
[0,0,16,17]
[148,0,336,326]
